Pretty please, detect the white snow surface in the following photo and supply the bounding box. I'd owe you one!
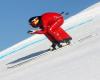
[0,2,100,80]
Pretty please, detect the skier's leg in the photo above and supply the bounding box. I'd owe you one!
[56,41,62,48]
[49,41,57,51]
[50,40,63,51]
[45,34,57,51]
[51,41,57,50]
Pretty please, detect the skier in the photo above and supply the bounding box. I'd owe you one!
[28,12,72,51]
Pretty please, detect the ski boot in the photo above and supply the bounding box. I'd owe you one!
[61,37,72,46]
[49,42,63,51]
[49,43,57,51]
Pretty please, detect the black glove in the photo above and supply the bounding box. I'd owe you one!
[27,30,33,34]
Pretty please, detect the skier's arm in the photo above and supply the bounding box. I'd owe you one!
[29,29,47,34]
[34,30,47,34]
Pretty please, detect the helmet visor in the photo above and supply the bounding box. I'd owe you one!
[30,17,39,27]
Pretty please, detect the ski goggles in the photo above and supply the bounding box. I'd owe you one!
[31,17,39,26]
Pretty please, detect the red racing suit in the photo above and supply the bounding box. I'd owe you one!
[32,12,72,42]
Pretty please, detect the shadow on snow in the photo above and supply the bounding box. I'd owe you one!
[7,49,49,65]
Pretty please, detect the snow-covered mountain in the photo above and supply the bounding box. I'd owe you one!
[0,2,100,80]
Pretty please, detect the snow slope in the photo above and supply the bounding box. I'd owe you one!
[0,2,100,80]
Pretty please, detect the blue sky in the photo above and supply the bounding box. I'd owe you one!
[0,0,99,51]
